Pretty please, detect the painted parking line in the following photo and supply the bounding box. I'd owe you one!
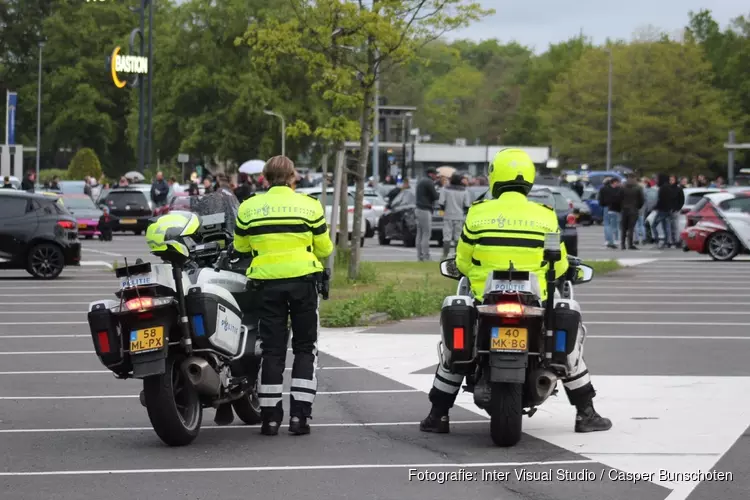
[0,458,593,477]
[0,335,90,339]
[0,419,491,435]
[0,389,421,401]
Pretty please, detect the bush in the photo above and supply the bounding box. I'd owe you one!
[318,260,623,328]
[39,168,69,184]
[67,148,103,180]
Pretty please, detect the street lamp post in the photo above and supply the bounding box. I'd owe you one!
[401,112,412,176]
[605,48,613,171]
[264,109,286,157]
[372,48,380,182]
[36,41,44,181]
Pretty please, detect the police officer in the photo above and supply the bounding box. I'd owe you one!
[233,156,333,436]
[420,149,612,434]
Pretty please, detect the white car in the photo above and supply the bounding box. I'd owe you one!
[676,187,721,235]
[296,187,368,247]
[347,186,384,237]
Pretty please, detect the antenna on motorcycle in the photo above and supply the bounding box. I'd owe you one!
[122,257,143,305]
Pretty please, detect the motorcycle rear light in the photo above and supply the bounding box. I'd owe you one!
[476,303,545,317]
[57,220,75,229]
[97,331,110,353]
[125,297,153,311]
[453,327,464,350]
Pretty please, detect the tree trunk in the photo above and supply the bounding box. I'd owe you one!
[348,50,375,280]
[320,149,329,208]
[338,163,349,254]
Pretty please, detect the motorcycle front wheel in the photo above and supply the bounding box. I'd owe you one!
[489,382,523,447]
[143,355,203,446]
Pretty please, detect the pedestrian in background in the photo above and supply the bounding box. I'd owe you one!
[438,173,472,259]
[642,178,658,243]
[619,173,644,250]
[2,176,13,189]
[668,175,684,247]
[21,170,35,192]
[599,177,622,249]
[415,167,439,261]
[234,173,254,202]
[653,174,675,248]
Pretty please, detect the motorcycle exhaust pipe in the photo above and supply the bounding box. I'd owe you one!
[534,370,558,402]
[182,357,221,397]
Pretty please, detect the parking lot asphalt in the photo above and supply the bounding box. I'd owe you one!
[0,227,748,500]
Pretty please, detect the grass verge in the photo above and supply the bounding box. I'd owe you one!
[319,256,622,328]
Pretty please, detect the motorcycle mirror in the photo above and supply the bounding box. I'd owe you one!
[574,264,594,284]
[439,258,461,280]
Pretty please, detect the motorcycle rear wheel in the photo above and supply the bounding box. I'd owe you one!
[489,382,523,447]
[143,355,202,446]
[232,380,262,425]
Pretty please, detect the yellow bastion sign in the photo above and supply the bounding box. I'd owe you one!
[110,46,148,88]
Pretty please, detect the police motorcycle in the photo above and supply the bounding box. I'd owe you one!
[437,233,594,447]
[86,210,263,446]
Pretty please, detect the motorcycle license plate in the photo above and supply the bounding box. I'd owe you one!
[121,218,137,224]
[490,327,528,352]
[130,326,164,354]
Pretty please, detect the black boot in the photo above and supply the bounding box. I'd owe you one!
[419,406,450,433]
[575,401,612,433]
[261,419,280,436]
[214,403,235,426]
[289,416,311,435]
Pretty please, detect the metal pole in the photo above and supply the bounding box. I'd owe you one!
[728,130,735,185]
[281,115,286,157]
[146,0,154,170]
[372,48,380,182]
[401,115,407,172]
[606,48,613,171]
[137,1,145,172]
[35,42,43,180]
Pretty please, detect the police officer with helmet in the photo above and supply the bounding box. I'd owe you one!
[420,149,612,435]
[233,156,333,436]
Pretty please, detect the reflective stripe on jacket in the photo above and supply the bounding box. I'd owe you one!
[456,191,569,301]
[234,186,333,279]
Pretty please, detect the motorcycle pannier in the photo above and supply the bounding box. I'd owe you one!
[440,296,477,365]
[88,306,131,376]
[185,287,244,357]
[551,306,581,364]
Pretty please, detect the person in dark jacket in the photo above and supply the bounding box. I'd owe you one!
[2,176,13,189]
[653,174,678,248]
[619,174,645,250]
[21,171,36,192]
[98,206,113,241]
[234,173,254,202]
[667,175,684,247]
[150,171,169,207]
[598,178,622,249]
[415,168,439,261]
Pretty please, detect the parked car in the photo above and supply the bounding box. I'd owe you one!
[346,186,379,237]
[296,187,367,247]
[581,188,603,223]
[153,192,200,217]
[681,190,750,261]
[675,187,721,236]
[99,187,153,235]
[363,188,387,235]
[378,185,445,247]
[59,193,103,239]
[0,190,81,279]
[529,187,579,256]
[540,185,593,226]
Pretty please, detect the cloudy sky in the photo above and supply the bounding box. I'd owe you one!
[445,0,748,52]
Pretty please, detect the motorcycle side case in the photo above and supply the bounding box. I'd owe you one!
[440,296,476,373]
[185,283,244,357]
[88,300,131,377]
[552,301,582,365]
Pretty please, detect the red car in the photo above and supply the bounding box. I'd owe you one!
[153,193,200,217]
[681,191,750,261]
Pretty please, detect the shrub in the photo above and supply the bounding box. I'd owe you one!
[67,148,103,180]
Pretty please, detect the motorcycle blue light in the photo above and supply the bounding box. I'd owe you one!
[192,315,206,336]
[555,330,567,352]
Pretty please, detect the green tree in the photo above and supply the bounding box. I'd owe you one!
[540,39,730,174]
[67,147,103,180]
[422,63,485,142]
[242,0,491,279]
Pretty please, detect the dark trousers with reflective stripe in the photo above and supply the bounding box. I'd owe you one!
[256,278,319,421]
[429,359,596,412]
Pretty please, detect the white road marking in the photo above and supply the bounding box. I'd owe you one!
[577,293,750,298]
[0,302,93,306]
[0,389,420,400]
[79,261,114,269]
[0,350,94,355]
[587,335,750,340]
[586,321,750,326]
[0,322,87,325]
[0,294,106,298]
[0,370,110,375]
[0,458,595,477]
[0,419,491,435]
[580,301,750,305]
[584,311,750,315]
[0,312,86,315]
[81,248,123,257]
[583,285,750,290]
[0,335,89,339]
[0,286,112,290]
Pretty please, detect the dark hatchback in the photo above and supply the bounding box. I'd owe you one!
[0,190,81,279]
[100,188,153,234]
